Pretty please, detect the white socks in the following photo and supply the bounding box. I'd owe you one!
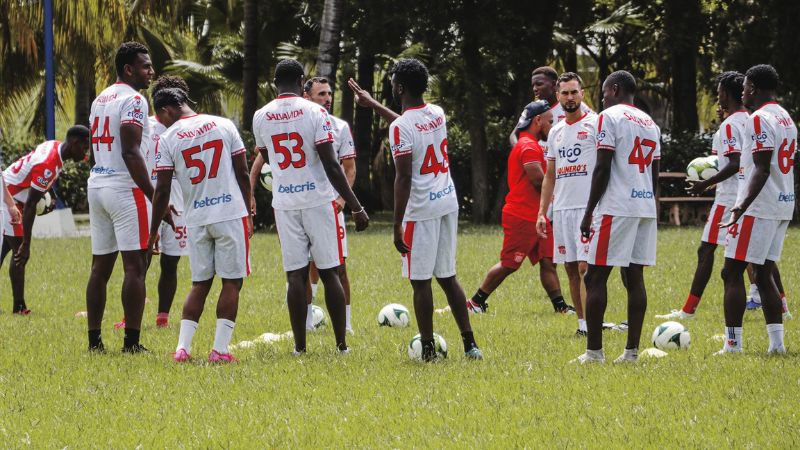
[306,304,315,329]
[723,326,743,352]
[213,319,235,354]
[749,284,761,303]
[177,320,198,353]
[767,323,786,353]
[310,283,318,300]
[578,319,587,332]
[346,305,352,330]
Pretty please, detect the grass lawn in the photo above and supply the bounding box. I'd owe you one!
[0,222,798,447]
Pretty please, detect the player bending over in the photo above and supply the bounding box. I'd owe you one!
[0,126,90,314]
[716,64,796,355]
[253,59,368,355]
[537,72,597,336]
[149,88,253,363]
[575,70,661,364]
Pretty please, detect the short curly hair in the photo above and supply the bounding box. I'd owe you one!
[274,59,305,85]
[151,75,190,97]
[389,59,429,96]
[716,71,744,101]
[745,64,779,91]
[557,72,584,88]
[114,42,149,77]
[153,87,189,110]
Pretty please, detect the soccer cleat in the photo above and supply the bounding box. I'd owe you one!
[466,299,487,314]
[464,346,483,360]
[767,345,787,355]
[156,313,169,328]
[114,318,126,329]
[571,351,605,364]
[208,349,239,363]
[121,343,149,354]
[714,347,742,355]
[338,347,351,355]
[173,348,191,362]
[13,308,31,315]
[574,329,587,337]
[745,300,762,310]
[291,349,306,357]
[655,309,695,320]
[553,302,576,315]
[613,350,638,363]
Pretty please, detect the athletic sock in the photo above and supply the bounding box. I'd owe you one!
[766,323,785,353]
[88,329,102,348]
[749,284,761,303]
[177,320,198,353]
[306,304,314,329]
[471,289,490,306]
[461,331,477,352]
[123,328,140,348]
[345,305,352,330]
[310,283,319,300]
[682,294,701,314]
[213,319,235,354]
[724,326,743,351]
[578,319,587,332]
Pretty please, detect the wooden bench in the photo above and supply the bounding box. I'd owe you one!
[657,172,715,226]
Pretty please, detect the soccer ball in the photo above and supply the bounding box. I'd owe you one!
[686,156,719,181]
[408,333,447,360]
[311,305,325,328]
[259,163,273,191]
[652,321,691,350]
[377,303,411,327]
[36,192,52,215]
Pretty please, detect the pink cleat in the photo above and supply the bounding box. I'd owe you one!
[114,317,126,329]
[13,308,31,316]
[208,350,239,363]
[156,313,169,328]
[173,348,191,362]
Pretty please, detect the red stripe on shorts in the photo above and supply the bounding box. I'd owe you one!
[707,204,726,245]
[132,188,148,250]
[241,216,251,276]
[596,215,613,266]
[735,215,755,261]
[403,221,415,279]
[332,201,344,265]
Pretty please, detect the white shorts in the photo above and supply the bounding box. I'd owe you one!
[553,208,589,264]
[701,202,732,245]
[188,217,251,281]
[275,201,344,272]
[723,215,789,265]
[586,215,657,267]
[401,210,458,280]
[159,214,189,257]
[308,210,348,263]
[88,187,151,254]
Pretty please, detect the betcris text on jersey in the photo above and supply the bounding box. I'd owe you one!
[277,181,316,194]
[430,184,455,201]
[194,193,232,209]
[630,188,654,199]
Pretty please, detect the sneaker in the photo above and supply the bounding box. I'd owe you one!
[114,318,126,329]
[613,350,638,363]
[291,349,306,357]
[767,345,787,355]
[745,299,762,310]
[714,347,743,355]
[574,329,588,337]
[571,351,605,364]
[12,308,31,316]
[553,302,576,315]
[466,299,487,314]
[339,347,351,355]
[655,309,694,320]
[122,343,149,354]
[464,346,483,360]
[602,322,616,330]
[612,321,629,332]
[208,349,239,363]
[156,313,169,328]
[173,348,191,362]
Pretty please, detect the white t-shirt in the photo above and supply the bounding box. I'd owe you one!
[3,140,64,203]
[88,82,149,189]
[156,114,248,227]
[331,115,356,161]
[737,102,797,220]
[389,103,459,222]
[711,110,748,206]
[546,111,598,211]
[144,117,185,212]
[595,103,662,218]
[253,95,337,210]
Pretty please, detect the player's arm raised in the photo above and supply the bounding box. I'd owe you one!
[232,151,254,237]
[119,123,154,200]
[317,141,369,231]
[393,153,412,254]
[721,150,771,227]
[348,78,400,124]
[537,159,556,238]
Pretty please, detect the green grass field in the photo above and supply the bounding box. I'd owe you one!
[1,223,799,447]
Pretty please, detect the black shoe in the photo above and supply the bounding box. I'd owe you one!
[553,302,576,315]
[121,343,149,354]
[421,341,438,362]
[89,341,106,353]
[574,329,587,337]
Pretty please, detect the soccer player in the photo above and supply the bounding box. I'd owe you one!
[149,87,252,363]
[537,72,597,336]
[387,58,482,361]
[0,126,91,314]
[656,71,748,320]
[468,100,575,316]
[249,76,357,333]
[574,70,661,364]
[145,75,192,328]
[252,59,368,355]
[85,42,161,353]
[716,64,796,355]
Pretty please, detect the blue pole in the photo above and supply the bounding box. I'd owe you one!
[44,0,55,140]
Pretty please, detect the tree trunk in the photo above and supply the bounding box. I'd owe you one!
[74,45,95,127]
[353,50,375,208]
[665,0,701,132]
[316,0,345,92]
[339,60,355,125]
[242,0,258,131]
[461,25,489,223]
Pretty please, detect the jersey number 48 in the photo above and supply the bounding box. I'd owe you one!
[420,138,450,176]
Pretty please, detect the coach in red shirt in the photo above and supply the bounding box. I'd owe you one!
[467,100,574,314]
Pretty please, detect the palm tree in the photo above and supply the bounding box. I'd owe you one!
[315,0,345,91]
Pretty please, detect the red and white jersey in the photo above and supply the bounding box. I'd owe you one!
[546,111,598,211]
[330,115,356,161]
[737,102,797,220]
[3,140,63,203]
[144,117,185,212]
[711,110,748,206]
[253,95,337,210]
[88,82,149,189]
[156,114,248,227]
[595,104,662,218]
[390,103,459,222]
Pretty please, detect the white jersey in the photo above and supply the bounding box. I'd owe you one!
[390,103,459,222]
[331,115,356,161]
[156,114,248,227]
[595,104,662,218]
[253,95,337,210]
[3,140,63,203]
[737,102,797,220]
[88,82,149,189]
[144,117,185,212]
[711,110,748,206]
[546,111,598,211]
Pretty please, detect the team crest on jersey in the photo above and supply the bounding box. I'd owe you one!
[44,169,53,179]
[133,96,143,110]
[577,131,589,140]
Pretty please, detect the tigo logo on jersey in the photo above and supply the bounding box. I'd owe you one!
[630,188,654,199]
[753,131,768,144]
[723,136,737,146]
[194,193,232,209]
[558,144,582,163]
[429,184,455,201]
[277,182,316,194]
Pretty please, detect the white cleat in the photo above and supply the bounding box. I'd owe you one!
[613,349,639,363]
[571,350,605,364]
[767,345,787,355]
[714,347,743,356]
[655,309,695,320]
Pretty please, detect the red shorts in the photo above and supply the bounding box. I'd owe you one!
[500,212,553,269]
[2,201,24,237]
